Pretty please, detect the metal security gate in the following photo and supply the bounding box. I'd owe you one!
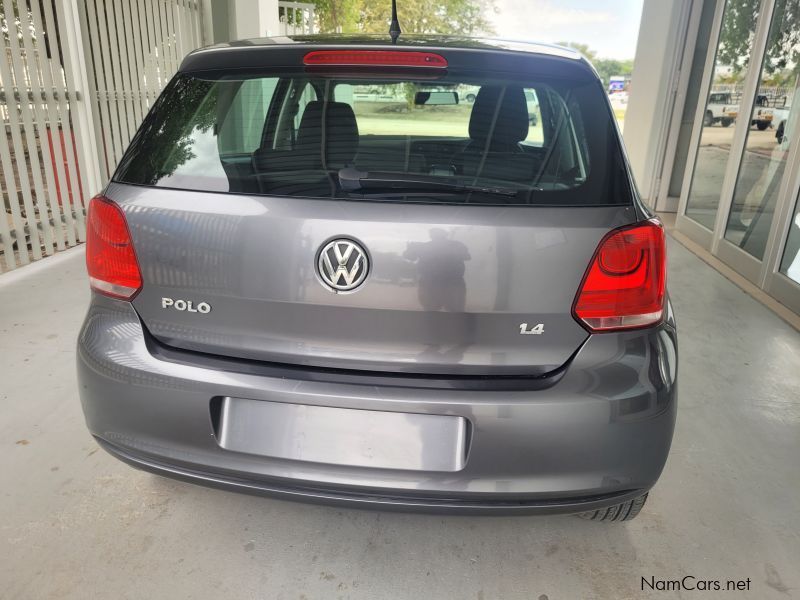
[278,2,315,35]
[1,0,88,269]
[0,0,204,272]
[78,0,203,181]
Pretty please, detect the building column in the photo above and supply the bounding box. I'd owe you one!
[624,0,705,212]
[205,0,281,43]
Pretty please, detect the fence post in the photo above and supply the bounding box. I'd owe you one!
[56,0,104,202]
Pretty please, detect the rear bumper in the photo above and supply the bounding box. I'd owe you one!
[77,296,678,515]
[97,435,648,514]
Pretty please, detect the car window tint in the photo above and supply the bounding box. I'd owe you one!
[115,70,628,206]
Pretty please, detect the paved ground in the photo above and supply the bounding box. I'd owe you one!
[685,126,781,235]
[1,239,798,600]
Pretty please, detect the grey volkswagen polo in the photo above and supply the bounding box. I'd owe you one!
[77,35,677,521]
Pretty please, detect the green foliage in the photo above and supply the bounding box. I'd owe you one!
[311,0,362,34]
[118,76,218,184]
[556,42,633,85]
[307,7,645,88]
[594,58,634,86]
[763,67,798,87]
[716,0,761,73]
[309,0,497,36]
[765,0,800,73]
[717,0,800,75]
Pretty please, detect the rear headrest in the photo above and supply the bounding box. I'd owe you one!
[468,86,529,145]
[296,100,359,167]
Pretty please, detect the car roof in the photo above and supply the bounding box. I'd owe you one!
[179,34,597,79]
[194,34,582,59]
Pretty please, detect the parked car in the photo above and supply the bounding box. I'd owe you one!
[77,36,676,521]
[751,94,773,130]
[705,91,738,127]
[752,107,774,130]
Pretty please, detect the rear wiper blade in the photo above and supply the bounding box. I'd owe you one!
[337,168,519,197]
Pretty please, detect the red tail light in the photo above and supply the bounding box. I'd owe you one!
[303,50,448,68]
[573,219,666,332]
[85,195,142,300]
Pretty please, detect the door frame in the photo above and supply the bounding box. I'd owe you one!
[675,0,800,314]
[675,0,727,249]
[763,142,800,314]
[653,0,705,213]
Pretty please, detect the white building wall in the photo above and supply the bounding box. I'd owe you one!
[230,0,282,38]
[205,0,281,42]
[624,0,701,211]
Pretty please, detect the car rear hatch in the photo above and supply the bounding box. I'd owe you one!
[106,42,639,377]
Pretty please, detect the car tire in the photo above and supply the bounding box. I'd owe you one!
[721,118,733,127]
[578,492,648,522]
[756,121,769,131]
[704,111,713,127]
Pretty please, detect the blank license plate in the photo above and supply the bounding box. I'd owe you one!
[217,397,468,472]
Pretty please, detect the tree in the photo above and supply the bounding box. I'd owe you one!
[594,58,634,86]
[310,0,497,36]
[310,0,361,34]
[556,42,633,86]
[763,0,800,73]
[717,0,800,76]
[117,76,218,184]
[716,0,760,73]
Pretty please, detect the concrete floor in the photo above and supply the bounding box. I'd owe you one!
[1,239,798,600]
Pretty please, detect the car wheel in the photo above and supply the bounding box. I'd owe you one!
[578,492,648,522]
[721,118,733,127]
[465,93,476,103]
[756,121,769,131]
[703,111,713,127]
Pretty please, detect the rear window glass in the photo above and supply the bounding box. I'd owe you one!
[115,69,628,206]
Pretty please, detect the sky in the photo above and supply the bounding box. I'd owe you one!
[488,0,645,60]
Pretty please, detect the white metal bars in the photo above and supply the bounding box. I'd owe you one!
[1,0,87,270]
[78,0,203,182]
[0,0,204,273]
[278,1,315,35]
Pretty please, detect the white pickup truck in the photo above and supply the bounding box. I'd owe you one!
[751,95,791,135]
[774,106,792,143]
[705,92,738,127]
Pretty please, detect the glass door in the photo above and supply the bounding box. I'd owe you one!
[679,0,763,245]
[766,128,800,314]
[761,0,800,313]
[780,199,800,285]
[677,0,800,314]
[715,0,800,282]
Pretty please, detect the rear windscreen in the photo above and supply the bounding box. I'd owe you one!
[114,69,629,206]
